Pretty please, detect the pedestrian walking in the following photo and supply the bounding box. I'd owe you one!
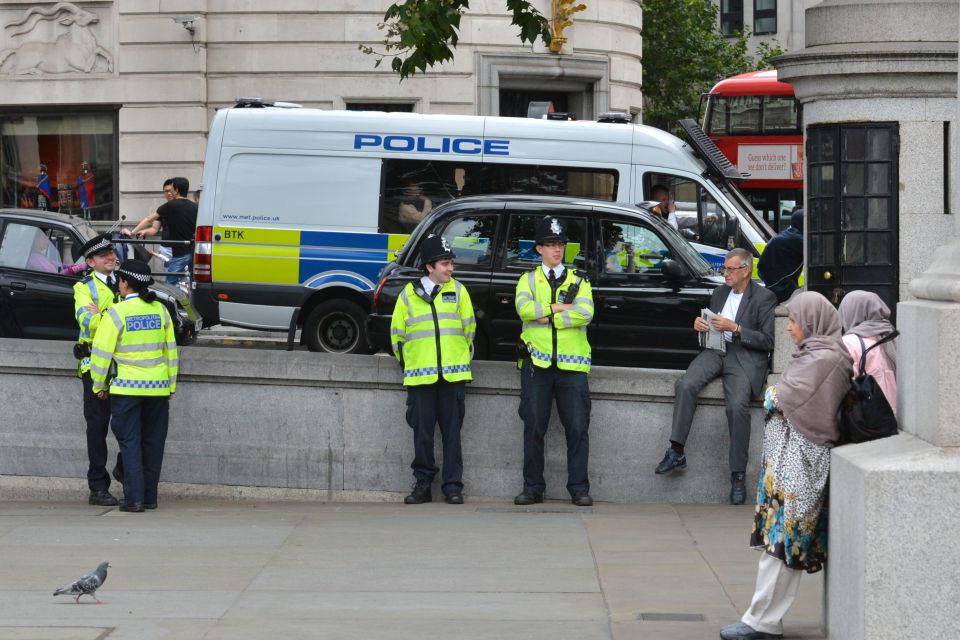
[89,260,178,513]
[513,216,595,507]
[391,234,476,505]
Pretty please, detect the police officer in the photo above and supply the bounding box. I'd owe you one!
[391,234,476,505]
[90,260,178,513]
[73,234,122,507]
[514,217,595,507]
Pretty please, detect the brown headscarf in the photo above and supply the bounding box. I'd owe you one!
[777,291,853,446]
[838,290,897,373]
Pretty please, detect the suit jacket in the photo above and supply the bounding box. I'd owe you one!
[710,280,778,395]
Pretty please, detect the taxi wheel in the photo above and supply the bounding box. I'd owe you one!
[303,300,370,354]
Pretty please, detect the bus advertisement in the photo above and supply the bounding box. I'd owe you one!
[701,70,803,232]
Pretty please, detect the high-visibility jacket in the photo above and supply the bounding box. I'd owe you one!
[89,295,178,396]
[73,273,118,376]
[515,267,594,373]
[390,279,475,386]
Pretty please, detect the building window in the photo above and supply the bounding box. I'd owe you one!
[720,0,744,36]
[0,110,117,220]
[753,0,777,35]
[345,102,414,112]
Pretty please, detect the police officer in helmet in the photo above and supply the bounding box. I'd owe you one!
[514,217,596,507]
[391,234,476,505]
[73,234,123,507]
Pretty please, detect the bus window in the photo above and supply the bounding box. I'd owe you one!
[481,165,618,201]
[763,95,800,133]
[728,96,762,134]
[706,95,729,136]
[379,159,481,234]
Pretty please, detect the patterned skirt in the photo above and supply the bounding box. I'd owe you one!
[749,413,831,574]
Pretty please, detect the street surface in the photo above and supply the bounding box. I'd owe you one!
[0,500,825,639]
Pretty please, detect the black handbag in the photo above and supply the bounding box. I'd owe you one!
[839,331,899,445]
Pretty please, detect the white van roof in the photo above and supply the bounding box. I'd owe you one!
[216,107,707,174]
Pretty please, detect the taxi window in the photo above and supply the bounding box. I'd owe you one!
[0,222,81,273]
[601,220,671,275]
[433,214,499,271]
[503,214,587,270]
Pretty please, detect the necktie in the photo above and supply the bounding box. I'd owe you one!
[548,269,558,288]
[431,284,440,300]
[107,275,115,289]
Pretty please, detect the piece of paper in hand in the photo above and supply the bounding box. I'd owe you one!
[699,308,727,352]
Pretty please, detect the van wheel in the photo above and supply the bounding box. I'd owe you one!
[303,300,369,354]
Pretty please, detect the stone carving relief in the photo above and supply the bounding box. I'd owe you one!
[0,2,114,75]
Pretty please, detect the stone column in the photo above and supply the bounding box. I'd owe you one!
[775,2,960,639]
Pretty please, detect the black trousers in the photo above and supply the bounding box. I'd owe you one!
[405,380,465,495]
[110,395,169,506]
[669,348,753,473]
[81,373,120,492]
[518,359,591,497]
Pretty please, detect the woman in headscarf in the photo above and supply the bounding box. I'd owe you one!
[838,290,897,414]
[720,292,853,640]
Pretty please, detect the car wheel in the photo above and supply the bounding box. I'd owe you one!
[303,299,370,354]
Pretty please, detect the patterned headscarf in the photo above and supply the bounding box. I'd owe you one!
[777,292,853,446]
[838,290,897,373]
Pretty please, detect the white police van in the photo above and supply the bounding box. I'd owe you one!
[193,102,772,353]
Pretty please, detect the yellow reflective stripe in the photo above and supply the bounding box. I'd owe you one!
[89,362,110,377]
[105,307,123,333]
[114,355,165,367]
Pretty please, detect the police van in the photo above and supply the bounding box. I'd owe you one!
[193,103,772,353]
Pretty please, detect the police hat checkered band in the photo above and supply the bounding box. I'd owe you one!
[116,267,151,283]
[83,235,114,258]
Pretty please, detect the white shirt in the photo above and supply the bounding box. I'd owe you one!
[420,275,441,298]
[666,211,678,230]
[719,290,744,342]
[540,264,565,281]
[93,271,112,286]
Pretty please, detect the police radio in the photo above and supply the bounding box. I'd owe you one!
[559,270,588,304]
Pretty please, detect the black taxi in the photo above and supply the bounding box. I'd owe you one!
[367,195,724,369]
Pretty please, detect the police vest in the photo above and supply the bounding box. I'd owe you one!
[390,279,476,386]
[73,274,118,376]
[515,267,594,373]
[89,295,179,397]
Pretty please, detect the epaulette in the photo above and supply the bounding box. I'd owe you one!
[79,275,93,284]
[573,269,590,282]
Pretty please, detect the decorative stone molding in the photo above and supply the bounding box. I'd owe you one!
[477,52,609,118]
[0,2,114,75]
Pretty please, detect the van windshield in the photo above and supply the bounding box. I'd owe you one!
[717,180,774,241]
[658,220,715,277]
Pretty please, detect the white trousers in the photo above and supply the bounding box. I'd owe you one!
[741,552,803,635]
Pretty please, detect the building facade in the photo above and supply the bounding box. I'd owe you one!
[0,0,643,221]
[717,0,820,54]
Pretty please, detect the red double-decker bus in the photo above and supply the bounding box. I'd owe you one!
[701,70,802,233]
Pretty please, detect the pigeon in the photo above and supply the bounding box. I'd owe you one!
[53,561,109,604]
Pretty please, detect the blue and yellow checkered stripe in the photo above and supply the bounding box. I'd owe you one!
[212,227,409,291]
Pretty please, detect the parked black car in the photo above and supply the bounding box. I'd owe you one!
[367,195,724,369]
[0,209,200,345]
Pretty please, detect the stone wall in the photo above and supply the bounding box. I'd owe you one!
[0,338,765,504]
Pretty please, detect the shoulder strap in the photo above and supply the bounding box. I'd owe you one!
[857,330,899,375]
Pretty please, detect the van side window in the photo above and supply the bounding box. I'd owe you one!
[503,214,588,270]
[482,165,617,201]
[432,214,499,270]
[644,174,731,249]
[380,159,481,234]
[601,220,670,275]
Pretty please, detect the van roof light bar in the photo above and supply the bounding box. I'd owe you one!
[676,118,744,181]
[233,97,302,109]
[597,112,632,124]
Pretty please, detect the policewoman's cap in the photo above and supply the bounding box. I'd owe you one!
[115,259,154,286]
[79,233,115,259]
[535,216,567,244]
[420,234,455,266]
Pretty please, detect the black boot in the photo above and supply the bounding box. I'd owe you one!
[404,480,432,505]
[730,472,747,505]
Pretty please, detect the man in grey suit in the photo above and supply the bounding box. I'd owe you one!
[655,248,777,504]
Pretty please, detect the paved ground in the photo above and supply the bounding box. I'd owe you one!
[0,500,825,640]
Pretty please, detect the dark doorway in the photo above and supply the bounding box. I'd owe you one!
[806,123,899,313]
[499,90,569,118]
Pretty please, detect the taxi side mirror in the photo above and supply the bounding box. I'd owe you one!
[661,259,686,281]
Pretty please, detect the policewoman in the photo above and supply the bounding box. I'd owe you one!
[89,260,178,513]
[514,217,595,507]
[73,234,122,507]
[390,234,476,505]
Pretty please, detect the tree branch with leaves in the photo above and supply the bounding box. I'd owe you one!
[361,0,552,79]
